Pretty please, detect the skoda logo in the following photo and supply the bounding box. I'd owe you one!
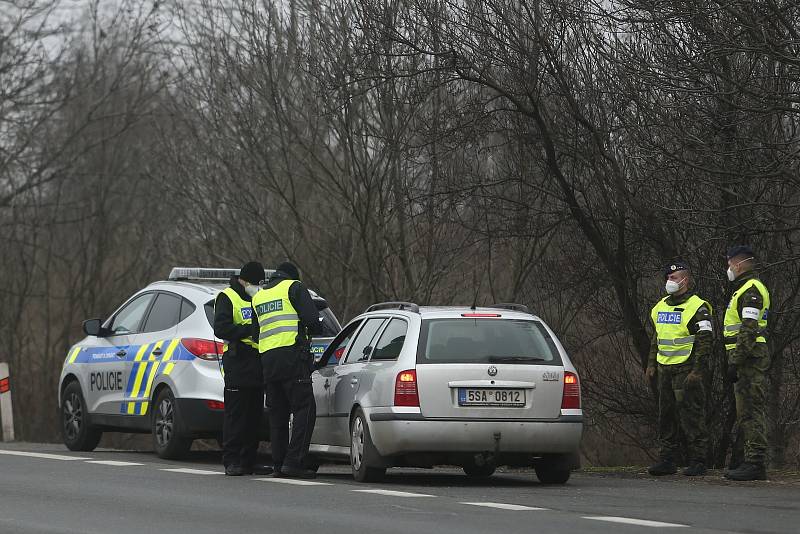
[487,365,498,377]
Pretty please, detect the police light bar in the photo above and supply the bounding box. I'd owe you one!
[168,267,276,282]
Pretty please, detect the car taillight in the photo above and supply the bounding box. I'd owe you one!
[181,338,224,361]
[394,369,419,407]
[206,400,224,410]
[461,313,501,317]
[561,371,581,409]
[334,347,346,361]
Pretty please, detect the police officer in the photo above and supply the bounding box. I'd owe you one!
[646,261,713,476]
[723,246,770,481]
[213,262,272,476]
[252,262,322,479]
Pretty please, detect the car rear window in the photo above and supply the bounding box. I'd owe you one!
[417,318,562,365]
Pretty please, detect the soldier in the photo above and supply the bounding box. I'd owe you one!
[646,261,713,477]
[723,246,771,481]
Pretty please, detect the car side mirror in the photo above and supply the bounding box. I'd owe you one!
[362,345,372,357]
[83,319,104,337]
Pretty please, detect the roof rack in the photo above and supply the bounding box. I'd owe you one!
[168,267,276,282]
[491,303,531,314]
[365,301,420,314]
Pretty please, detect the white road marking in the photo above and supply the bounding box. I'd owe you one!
[0,450,91,461]
[583,516,688,528]
[254,478,332,486]
[160,468,222,475]
[86,460,144,466]
[352,489,435,498]
[461,502,547,511]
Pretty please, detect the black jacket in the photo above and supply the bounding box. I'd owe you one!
[214,278,263,388]
[255,272,323,382]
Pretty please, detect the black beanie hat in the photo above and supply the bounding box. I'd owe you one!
[239,261,265,284]
[276,261,300,280]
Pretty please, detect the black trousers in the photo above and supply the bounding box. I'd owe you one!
[266,377,316,469]
[222,386,263,468]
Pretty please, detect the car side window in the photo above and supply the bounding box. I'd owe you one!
[109,293,155,335]
[322,319,363,367]
[343,318,386,364]
[179,298,196,323]
[371,318,408,361]
[142,293,182,333]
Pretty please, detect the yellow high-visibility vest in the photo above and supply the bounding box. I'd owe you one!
[252,279,300,353]
[723,278,769,351]
[650,294,711,365]
[216,287,258,351]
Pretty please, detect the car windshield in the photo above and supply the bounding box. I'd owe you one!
[417,318,561,364]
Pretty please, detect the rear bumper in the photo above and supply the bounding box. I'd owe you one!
[176,399,270,438]
[367,411,582,457]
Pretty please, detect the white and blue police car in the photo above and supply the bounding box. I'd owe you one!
[58,267,340,459]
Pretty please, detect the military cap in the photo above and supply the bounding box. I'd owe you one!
[726,245,756,260]
[664,260,690,278]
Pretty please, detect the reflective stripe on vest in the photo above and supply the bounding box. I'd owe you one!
[252,279,300,353]
[723,278,770,351]
[217,287,257,350]
[650,294,711,365]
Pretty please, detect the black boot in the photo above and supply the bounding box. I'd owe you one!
[725,462,767,481]
[225,464,245,476]
[281,464,318,479]
[648,458,677,476]
[241,464,274,476]
[682,461,707,476]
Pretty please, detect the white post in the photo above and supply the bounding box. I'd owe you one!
[0,363,14,442]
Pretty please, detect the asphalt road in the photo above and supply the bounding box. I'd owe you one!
[0,443,798,534]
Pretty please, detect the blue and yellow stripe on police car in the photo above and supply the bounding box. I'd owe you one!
[66,346,81,364]
[121,338,182,415]
[137,338,181,415]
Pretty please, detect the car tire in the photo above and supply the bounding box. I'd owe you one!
[463,459,496,478]
[152,387,192,459]
[350,408,386,483]
[534,463,571,484]
[61,381,102,451]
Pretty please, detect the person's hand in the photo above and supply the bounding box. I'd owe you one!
[686,370,702,385]
[645,366,656,380]
[726,363,739,384]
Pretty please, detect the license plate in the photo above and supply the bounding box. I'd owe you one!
[458,388,525,407]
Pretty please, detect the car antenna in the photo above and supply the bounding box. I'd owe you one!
[470,270,482,310]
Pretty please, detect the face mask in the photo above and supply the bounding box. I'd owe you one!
[726,257,753,282]
[665,279,683,294]
[244,284,259,297]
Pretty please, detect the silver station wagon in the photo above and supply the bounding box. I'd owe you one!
[308,302,583,483]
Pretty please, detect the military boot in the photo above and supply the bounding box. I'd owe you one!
[725,462,767,481]
[682,461,707,476]
[647,458,677,476]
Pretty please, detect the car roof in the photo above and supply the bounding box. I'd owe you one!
[144,280,328,302]
[361,306,541,321]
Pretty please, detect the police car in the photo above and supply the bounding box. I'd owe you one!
[58,267,340,459]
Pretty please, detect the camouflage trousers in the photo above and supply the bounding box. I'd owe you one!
[657,362,708,463]
[731,348,770,465]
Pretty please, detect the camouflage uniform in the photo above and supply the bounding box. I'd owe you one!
[728,271,771,466]
[648,291,712,464]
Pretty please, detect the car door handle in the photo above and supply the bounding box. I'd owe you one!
[115,350,127,358]
[151,349,163,356]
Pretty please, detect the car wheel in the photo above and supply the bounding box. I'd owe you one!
[350,408,386,483]
[61,381,102,451]
[152,388,192,459]
[463,459,496,478]
[534,463,571,484]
